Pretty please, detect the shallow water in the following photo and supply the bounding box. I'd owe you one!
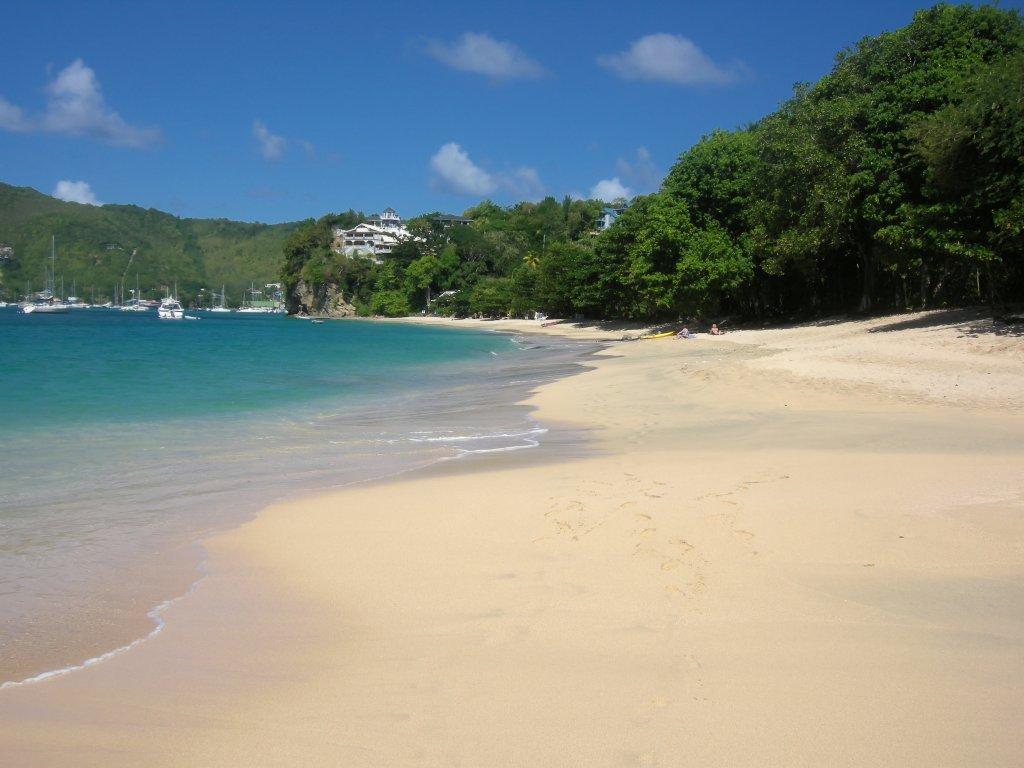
[0,308,598,684]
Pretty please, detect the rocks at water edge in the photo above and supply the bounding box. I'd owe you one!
[286,278,356,317]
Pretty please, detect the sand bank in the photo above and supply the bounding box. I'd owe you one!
[2,309,1023,767]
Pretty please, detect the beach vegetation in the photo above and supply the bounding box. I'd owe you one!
[277,4,1023,321]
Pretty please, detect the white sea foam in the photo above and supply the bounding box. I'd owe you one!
[407,427,547,443]
[0,565,206,690]
[453,438,542,455]
[0,316,599,692]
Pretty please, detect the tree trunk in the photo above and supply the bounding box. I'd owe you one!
[858,249,875,313]
[931,269,947,304]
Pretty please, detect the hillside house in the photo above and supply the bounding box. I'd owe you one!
[332,207,412,261]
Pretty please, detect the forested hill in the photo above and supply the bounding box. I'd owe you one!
[0,182,301,304]
[282,3,1023,321]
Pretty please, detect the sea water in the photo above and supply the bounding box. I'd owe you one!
[0,308,596,685]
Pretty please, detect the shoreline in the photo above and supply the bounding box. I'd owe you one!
[0,321,601,689]
[386,308,1024,410]
[2,309,1023,766]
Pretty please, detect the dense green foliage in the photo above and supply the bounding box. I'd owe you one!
[0,183,299,305]
[744,3,1024,314]
[284,3,1024,321]
[282,5,1023,321]
[281,198,604,317]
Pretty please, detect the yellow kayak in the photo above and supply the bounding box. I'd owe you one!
[640,331,676,339]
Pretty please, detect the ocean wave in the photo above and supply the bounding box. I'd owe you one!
[0,564,206,690]
[453,438,542,455]
[407,427,547,443]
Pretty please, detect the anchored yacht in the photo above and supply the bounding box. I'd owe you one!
[20,237,69,314]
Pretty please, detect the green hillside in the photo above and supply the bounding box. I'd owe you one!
[0,183,301,305]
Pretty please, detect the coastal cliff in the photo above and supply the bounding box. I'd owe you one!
[286,278,356,317]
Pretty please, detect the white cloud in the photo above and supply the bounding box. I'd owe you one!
[34,60,161,147]
[590,177,633,202]
[0,61,160,147]
[253,120,286,161]
[52,180,101,205]
[425,32,545,80]
[430,142,497,196]
[429,142,547,199]
[615,147,661,193]
[598,34,736,85]
[503,166,545,199]
[0,97,31,131]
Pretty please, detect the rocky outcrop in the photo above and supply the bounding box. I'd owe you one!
[286,279,356,317]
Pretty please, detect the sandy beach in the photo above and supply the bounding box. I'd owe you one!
[2,309,1023,767]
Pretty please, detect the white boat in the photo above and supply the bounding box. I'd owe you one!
[157,296,185,319]
[210,285,231,312]
[120,298,149,312]
[158,283,188,320]
[65,282,87,308]
[20,298,69,314]
[121,275,149,311]
[236,282,281,313]
[21,237,69,314]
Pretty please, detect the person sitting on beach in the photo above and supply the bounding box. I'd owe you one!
[676,327,696,339]
[709,323,723,336]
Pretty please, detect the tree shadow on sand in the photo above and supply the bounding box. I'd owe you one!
[867,308,1024,338]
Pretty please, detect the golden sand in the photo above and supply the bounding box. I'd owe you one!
[2,309,1022,767]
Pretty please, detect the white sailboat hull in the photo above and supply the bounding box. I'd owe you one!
[20,303,69,314]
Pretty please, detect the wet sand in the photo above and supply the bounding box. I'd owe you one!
[2,309,1023,767]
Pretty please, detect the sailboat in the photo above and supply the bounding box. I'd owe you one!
[210,285,231,313]
[120,274,149,311]
[237,282,274,313]
[20,236,69,314]
[66,280,87,309]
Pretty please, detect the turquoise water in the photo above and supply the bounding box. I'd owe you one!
[0,308,596,685]
[0,309,507,431]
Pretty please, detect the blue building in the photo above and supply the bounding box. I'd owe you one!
[596,206,627,231]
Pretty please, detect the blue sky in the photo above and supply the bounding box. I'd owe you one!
[1,0,1018,223]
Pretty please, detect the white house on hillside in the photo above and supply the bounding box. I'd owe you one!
[369,207,403,232]
[332,207,412,261]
